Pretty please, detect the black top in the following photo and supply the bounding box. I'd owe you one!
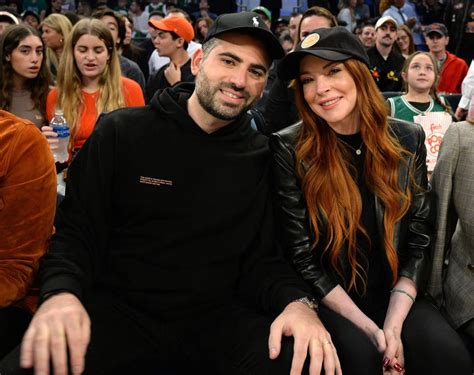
[367,47,405,92]
[39,83,311,319]
[336,132,392,309]
[145,59,195,103]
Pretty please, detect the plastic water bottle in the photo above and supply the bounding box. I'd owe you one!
[50,109,70,163]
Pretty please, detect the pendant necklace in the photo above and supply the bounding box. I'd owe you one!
[338,138,364,156]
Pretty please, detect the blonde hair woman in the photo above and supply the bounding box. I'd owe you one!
[44,18,145,160]
[41,14,72,79]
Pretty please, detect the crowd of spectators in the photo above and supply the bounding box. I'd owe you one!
[0,0,473,373]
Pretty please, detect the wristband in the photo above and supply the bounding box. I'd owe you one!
[390,288,416,303]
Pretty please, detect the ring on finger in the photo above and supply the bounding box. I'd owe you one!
[322,340,332,346]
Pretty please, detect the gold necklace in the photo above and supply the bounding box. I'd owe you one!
[338,138,364,156]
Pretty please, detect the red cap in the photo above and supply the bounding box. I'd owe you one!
[148,16,194,43]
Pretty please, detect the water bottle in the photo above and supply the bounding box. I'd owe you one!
[49,109,70,163]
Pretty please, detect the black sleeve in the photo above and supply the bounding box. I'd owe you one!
[237,165,311,316]
[39,114,116,302]
[263,77,299,134]
[269,132,340,300]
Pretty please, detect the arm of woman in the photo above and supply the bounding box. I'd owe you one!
[270,129,340,300]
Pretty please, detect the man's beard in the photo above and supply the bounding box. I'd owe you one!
[195,68,256,121]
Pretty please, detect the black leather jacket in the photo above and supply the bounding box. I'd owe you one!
[270,118,432,300]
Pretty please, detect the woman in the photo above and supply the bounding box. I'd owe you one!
[194,16,212,43]
[388,51,451,122]
[44,18,144,160]
[395,25,415,59]
[41,13,72,79]
[271,27,472,374]
[337,0,357,32]
[0,24,50,128]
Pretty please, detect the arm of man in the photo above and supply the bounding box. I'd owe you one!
[20,113,118,375]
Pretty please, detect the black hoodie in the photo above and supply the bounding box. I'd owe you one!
[39,83,309,319]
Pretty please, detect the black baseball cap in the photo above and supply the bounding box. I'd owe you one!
[424,23,448,37]
[22,10,40,23]
[203,11,285,60]
[278,26,369,81]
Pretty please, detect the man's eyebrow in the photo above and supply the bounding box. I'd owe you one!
[217,52,268,74]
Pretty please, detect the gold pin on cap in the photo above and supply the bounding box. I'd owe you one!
[301,33,320,49]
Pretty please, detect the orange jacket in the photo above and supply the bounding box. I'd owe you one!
[438,51,469,94]
[0,110,56,313]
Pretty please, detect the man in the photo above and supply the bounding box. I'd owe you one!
[252,5,272,29]
[3,12,340,375]
[0,9,19,35]
[147,9,202,76]
[382,0,424,49]
[145,15,195,102]
[93,8,146,94]
[368,16,405,92]
[288,11,302,42]
[358,23,376,48]
[444,0,473,63]
[425,22,469,94]
[21,10,40,30]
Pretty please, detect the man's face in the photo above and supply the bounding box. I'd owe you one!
[23,15,40,29]
[0,21,13,35]
[393,0,405,8]
[425,32,449,55]
[192,33,269,123]
[152,30,180,57]
[288,14,302,41]
[375,22,397,48]
[100,15,120,46]
[359,25,375,47]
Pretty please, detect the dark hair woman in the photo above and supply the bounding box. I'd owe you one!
[0,24,50,127]
[270,26,473,374]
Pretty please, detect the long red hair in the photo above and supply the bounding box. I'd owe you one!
[294,59,412,293]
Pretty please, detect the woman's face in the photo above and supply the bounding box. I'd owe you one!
[299,55,358,134]
[397,29,410,53]
[41,24,63,50]
[74,34,109,82]
[403,54,436,94]
[198,20,209,38]
[124,18,132,45]
[8,35,43,83]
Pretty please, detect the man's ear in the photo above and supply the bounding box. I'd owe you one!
[5,55,10,61]
[176,36,185,48]
[191,48,203,75]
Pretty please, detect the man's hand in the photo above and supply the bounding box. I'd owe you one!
[455,107,468,121]
[268,301,342,375]
[20,293,91,375]
[164,63,182,86]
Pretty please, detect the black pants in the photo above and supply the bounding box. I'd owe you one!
[317,299,473,375]
[0,291,301,375]
[0,307,31,360]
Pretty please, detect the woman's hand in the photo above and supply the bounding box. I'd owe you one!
[383,326,405,373]
[41,125,59,150]
[365,326,387,353]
